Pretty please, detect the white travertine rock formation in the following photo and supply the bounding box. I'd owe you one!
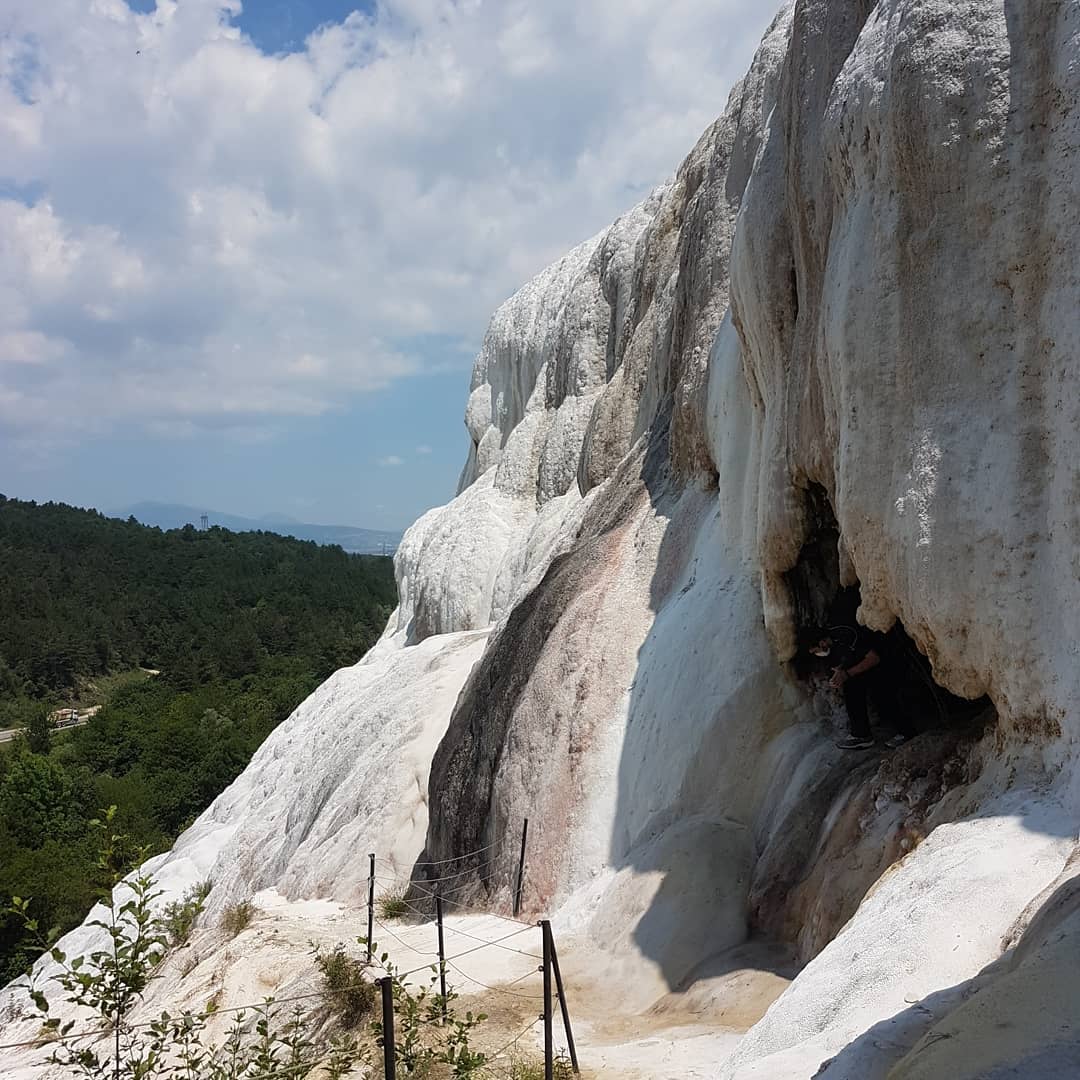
[5,2,1080,1077]
[734,0,1080,716]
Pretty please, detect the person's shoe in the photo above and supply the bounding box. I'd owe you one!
[836,735,875,750]
[885,733,909,748]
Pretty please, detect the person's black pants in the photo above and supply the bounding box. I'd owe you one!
[843,671,916,738]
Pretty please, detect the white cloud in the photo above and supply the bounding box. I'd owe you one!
[415,444,433,455]
[0,0,775,446]
[377,455,405,468]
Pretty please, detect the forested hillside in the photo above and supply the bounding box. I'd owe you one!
[0,495,396,981]
[0,495,394,717]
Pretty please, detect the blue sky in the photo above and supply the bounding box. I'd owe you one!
[0,0,774,530]
[129,0,375,56]
[235,0,375,55]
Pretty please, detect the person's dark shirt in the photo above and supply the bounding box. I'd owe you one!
[827,627,892,674]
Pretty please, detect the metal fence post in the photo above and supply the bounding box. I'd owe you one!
[514,818,529,917]
[541,919,554,1080]
[436,887,448,1020]
[379,977,396,1080]
[367,852,375,962]
[549,928,580,1073]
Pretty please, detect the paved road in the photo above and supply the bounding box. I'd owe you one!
[0,716,92,744]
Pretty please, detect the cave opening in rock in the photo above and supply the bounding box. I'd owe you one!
[788,482,994,739]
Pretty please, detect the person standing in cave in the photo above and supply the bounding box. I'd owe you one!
[807,626,916,750]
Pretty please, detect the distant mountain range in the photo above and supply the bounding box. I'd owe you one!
[112,502,401,556]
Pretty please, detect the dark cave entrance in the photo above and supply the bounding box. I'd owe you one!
[787,483,994,738]
[747,485,1000,963]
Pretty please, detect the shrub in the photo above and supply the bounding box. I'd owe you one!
[377,893,411,920]
[366,939,487,1078]
[162,879,211,947]
[507,1053,575,1080]
[314,944,377,1027]
[220,898,256,937]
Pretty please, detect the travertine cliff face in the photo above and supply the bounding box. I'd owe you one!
[5,3,1079,1077]
[738,0,1080,718]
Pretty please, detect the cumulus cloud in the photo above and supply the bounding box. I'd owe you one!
[377,454,405,468]
[415,444,433,455]
[0,0,774,446]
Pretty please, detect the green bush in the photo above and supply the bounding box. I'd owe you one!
[314,944,377,1026]
[367,939,488,1078]
[378,893,411,920]
[507,1053,575,1080]
[161,879,211,947]
[220,899,256,938]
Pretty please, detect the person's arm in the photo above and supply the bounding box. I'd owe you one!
[830,649,880,687]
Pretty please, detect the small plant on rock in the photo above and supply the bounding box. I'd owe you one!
[507,1052,575,1080]
[314,943,377,1027]
[377,892,411,920]
[219,898,256,937]
[162,879,211,947]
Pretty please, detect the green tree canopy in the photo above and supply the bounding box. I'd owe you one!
[0,755,89,849]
